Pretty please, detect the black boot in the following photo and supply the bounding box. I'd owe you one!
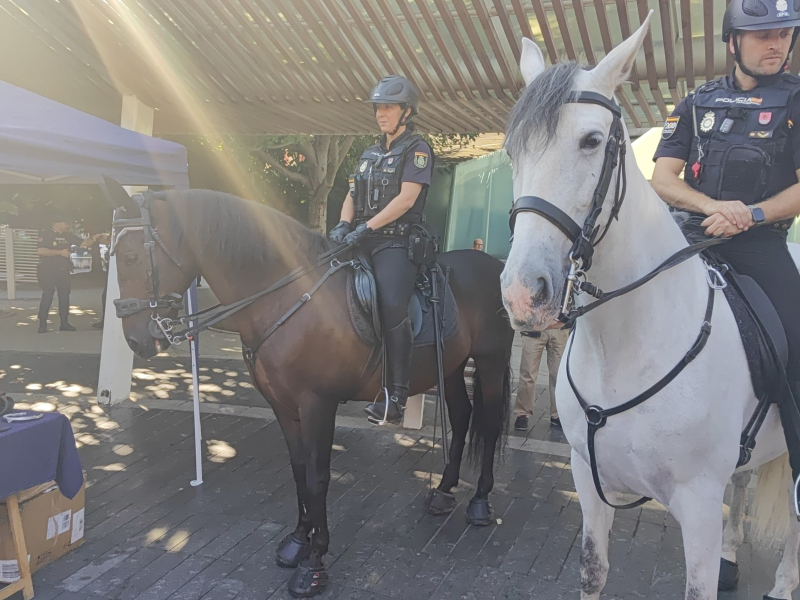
[365,318,413,424]
[60,318,76,332]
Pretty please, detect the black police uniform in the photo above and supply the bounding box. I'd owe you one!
[353,129,434,331]
[37,228,80,328]
[655,70,800,477]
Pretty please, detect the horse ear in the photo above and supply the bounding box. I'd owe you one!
[520,38,546,86]
[589,11,653,96]
[99,175,136,211]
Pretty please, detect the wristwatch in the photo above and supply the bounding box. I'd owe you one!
[748,205,766,226]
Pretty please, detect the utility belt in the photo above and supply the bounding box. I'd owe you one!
[354,214,424,238]
[355,215,439,266]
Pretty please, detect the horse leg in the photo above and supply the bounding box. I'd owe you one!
[272,411,313,569]
[465,358,508,527]
[764,484,800,600]
[571,450,615,600]
[287,396,337,599]
[718,470,750,590]
[426,363,470,516]
[670,482,726,600]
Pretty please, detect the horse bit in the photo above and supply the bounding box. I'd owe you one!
[508,91,727,510]
[110,192,186,343]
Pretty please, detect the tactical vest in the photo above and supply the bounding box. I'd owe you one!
[350,133,430,225]
[685,74,800,216]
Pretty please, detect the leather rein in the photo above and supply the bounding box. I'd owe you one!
[508,91,728,509]
[111,192,353,351]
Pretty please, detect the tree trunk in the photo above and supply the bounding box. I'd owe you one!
[307,183,334,233]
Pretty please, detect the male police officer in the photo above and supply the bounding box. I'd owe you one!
[652,0,800,498]
[329,75,435,423]
[36,220,95,333]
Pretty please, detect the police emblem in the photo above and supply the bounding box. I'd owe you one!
[777,0,789,15]
[359,160,368,173]
[759,111,772,125]
[414,152,428,169]
[662,116,680,139]
[387,157,394,165]
[700,111,716,133]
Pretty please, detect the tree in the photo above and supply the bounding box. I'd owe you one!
[255,135,356,233]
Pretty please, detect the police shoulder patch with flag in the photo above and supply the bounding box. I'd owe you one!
[662,116,680,139]
[414,151,429,169]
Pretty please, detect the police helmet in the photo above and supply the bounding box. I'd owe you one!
[722,0,800,41]
[365,76,420,117]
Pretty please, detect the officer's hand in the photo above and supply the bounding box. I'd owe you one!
[343,222,372,246]
[702,200,753,230]
[702,213,743,238]
[329,220,352,244]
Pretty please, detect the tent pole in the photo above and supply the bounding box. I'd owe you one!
[4,228,15,300]
[187,282,204,486]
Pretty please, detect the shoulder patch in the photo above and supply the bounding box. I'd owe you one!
[662,116,680,139]
[413,151,429,169]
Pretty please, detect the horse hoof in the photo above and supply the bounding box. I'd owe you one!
[287,564,328,598]
[425,488,456,515]
[465,497,493,526]
[718,558,739,591]
[276,534,311,568]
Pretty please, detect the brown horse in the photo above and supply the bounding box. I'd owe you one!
[104,183,514,598]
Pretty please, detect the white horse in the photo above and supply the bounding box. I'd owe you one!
[501,15,800,600]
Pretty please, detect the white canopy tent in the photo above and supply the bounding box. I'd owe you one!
[0,81,205,484]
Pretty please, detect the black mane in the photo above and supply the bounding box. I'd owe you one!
[154,189,331,268]
[505,61,585,158]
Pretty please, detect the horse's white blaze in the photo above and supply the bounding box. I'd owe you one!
[503,13,799,600]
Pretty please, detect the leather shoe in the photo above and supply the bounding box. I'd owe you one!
[514,415,529,431]
[365,396,404,424]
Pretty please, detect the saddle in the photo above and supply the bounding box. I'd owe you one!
[345,250,458,349]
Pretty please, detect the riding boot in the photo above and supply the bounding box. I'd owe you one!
[778,383,800,517]
[365,317,413,424]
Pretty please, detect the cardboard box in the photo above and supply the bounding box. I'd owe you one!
[0,477,86,582]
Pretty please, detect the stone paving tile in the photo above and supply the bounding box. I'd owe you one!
[3,405,790,600]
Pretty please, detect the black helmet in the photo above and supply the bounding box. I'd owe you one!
[365,75,420,117]
[722,0,800,41]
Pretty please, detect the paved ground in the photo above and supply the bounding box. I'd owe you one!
[0,393,790,600]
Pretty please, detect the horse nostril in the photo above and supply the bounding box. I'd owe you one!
[127,337,141,355]
[532,277,549,300]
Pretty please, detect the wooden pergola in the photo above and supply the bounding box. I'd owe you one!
[0,0,763,135]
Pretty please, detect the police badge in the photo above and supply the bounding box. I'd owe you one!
[662,116,680,139]
[414,152,429,169]
[359,160,368,173]
[700,111,716,133]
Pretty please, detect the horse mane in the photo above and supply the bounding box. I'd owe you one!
[504,61,585,158]
[154,189,331,268]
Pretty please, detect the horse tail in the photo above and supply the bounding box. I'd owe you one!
[467,362,512,467]
[751,452,792,550]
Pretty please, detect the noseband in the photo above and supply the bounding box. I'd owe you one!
[508,91,627,319]
[111,192,184,339]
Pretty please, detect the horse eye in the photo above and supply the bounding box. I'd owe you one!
[580,132,604,150]
[123,252,139,266]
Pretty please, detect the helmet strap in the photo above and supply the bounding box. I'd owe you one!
[388,104,411,136]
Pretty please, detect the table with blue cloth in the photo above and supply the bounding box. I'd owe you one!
[0,411,84,600]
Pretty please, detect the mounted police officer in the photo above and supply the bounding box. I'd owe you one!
[652,0,800,491]
[329,75,435,424]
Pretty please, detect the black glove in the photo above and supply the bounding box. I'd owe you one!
[343,222,372,246]
[329,220,352,244]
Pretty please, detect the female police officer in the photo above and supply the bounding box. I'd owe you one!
[652,0,800,498]
[329,75,434,424]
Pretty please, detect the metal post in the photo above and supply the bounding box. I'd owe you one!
[186,281,204,486]
[4,228,15,300]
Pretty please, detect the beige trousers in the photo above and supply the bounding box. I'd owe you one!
[514,329,570,419]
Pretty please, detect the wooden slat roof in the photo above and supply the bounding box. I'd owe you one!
[0,0,730,135]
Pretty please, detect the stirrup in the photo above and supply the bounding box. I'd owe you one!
[794,475,800,521]
[367,388,404,425]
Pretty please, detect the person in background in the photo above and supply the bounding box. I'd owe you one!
[472,238,484,251]
[514,328,570,431]
[36,220,97,333]
[91,233,111,330]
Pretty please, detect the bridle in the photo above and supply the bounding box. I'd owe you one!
[507,88,729,510]
[110,192,185,340]
[509,91,628,320]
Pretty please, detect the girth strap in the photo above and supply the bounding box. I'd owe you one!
[568,281,716,509]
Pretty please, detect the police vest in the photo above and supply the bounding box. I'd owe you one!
[350,133,430,224]
[685,74,800,211]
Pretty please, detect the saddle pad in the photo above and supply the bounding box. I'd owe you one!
[722,269,788,401]
[346,264,458,349]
